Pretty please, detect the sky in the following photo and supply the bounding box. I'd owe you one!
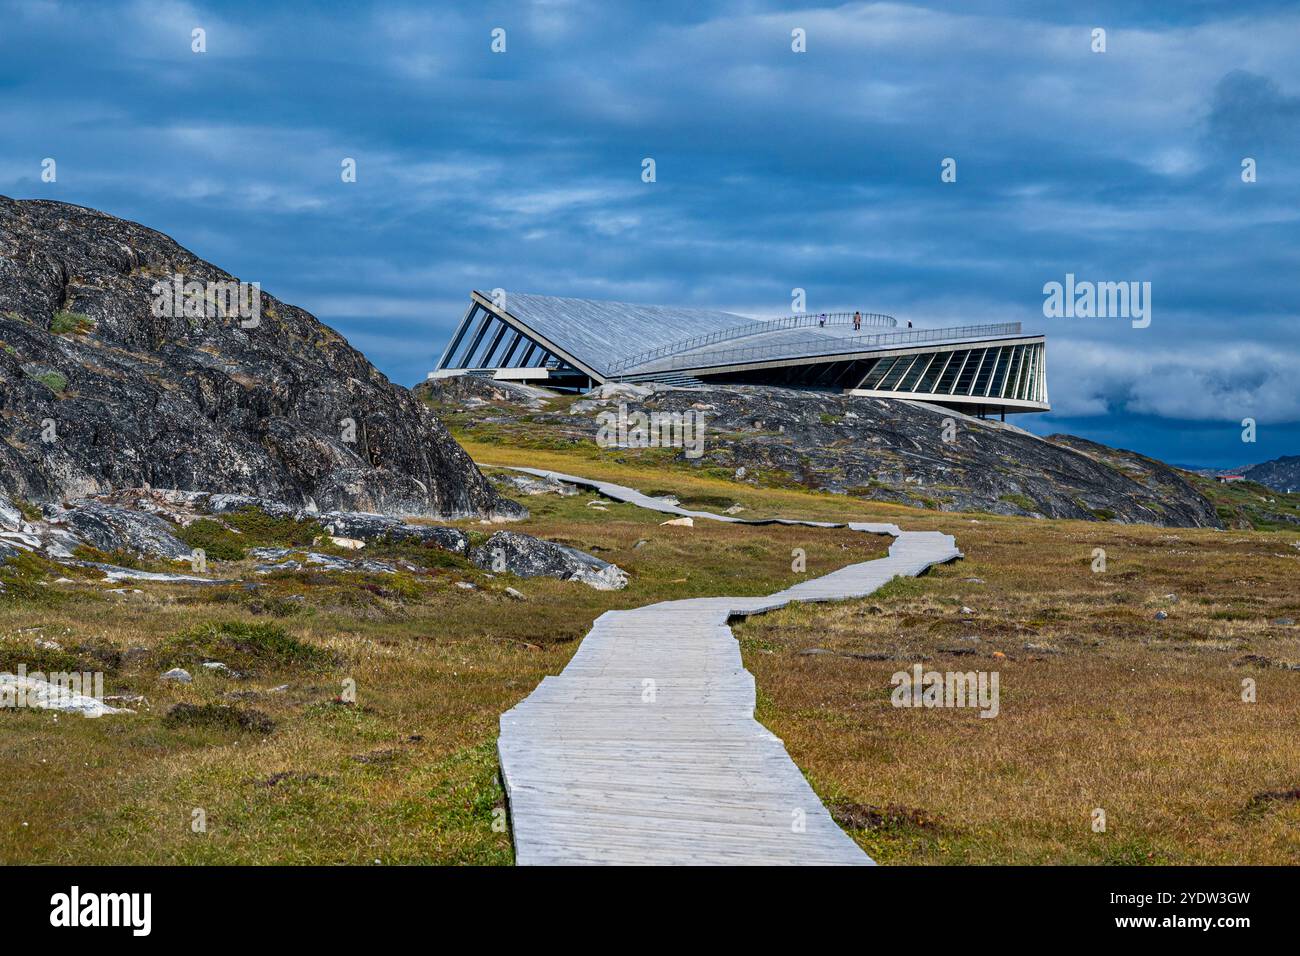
[1,0,1297,468]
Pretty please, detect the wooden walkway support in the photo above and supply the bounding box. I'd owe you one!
[495,467,962,865]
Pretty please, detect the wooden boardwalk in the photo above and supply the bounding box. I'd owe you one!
[496,467,962,865]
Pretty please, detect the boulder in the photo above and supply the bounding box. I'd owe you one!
[0,196,522,520]
[46,500,192,560]
[314,511,471,554]
[470,530,628,590]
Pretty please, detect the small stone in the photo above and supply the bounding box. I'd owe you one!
[963,577,985,584]
[160,668,192,683]
[959,606,975,615]
[734,467,747,479]
[201,661,231,672]
[633,539,649,549]
[723,504,745,515]
[799,647,834,656]
[660,517,694,527]
[505,587,526,601]
[1163,593,1178,602]
[1154,610,1168,621]
[1273,618,1295,626]
[1024,642,1062,654]
[455,581,476,590]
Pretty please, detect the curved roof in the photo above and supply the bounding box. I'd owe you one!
[496,292,754,378]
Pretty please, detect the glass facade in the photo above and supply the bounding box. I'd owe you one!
[851,341,1046,405]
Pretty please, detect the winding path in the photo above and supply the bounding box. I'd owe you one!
[495,467,962,865]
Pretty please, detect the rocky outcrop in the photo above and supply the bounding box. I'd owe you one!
[314,511,471,554]
[1242,456,1300,493]
[424,377,1221,528]
[45,500,192,560]
[491,473,579,497]
[470,530,628,590]
[0,197,520,519]
[0,487,623,590]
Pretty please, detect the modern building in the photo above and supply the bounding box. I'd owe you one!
[431,290,1049,416]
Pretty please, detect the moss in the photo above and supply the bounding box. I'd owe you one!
[0,640,88,675]
[72,544,143,569]
[998,492,1037,512]
[49,311,94,335]
[0,550,62,605]
[156,620,337,673]
[33,371,67,393]
[223,507,323,547]
[175,519,249,561]
[13,498,42,522]
[164,702,275,734]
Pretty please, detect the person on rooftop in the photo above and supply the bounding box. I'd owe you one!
[853,311,862,331]
[818,313,826,327]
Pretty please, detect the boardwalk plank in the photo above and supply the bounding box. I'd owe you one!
[494,466,962,865]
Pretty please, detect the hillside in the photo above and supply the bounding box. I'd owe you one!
[1243,456,1300,494]
[419,376,1222,529]
[0,197,514,518]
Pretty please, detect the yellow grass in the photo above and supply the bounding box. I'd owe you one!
[3,442,1296,864]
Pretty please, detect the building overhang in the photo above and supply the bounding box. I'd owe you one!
[675,335,1043,378]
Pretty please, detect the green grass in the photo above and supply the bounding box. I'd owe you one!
[156,620,339,673]
[1188,474,1300,531]
[49,311,94,335]
[33,371,67,393]
[998,493,1038,512]
[174,508,324,562]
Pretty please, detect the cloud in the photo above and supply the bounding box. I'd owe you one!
[1,0,1298,462]
[1046,338,1300,422]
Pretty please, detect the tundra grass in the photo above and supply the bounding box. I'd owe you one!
[735,512,1300,864]
[3,443,1297,864]
[0,476,883,864]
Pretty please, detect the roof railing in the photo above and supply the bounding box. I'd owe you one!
[606,310,896,375]
[618,322,1025,377]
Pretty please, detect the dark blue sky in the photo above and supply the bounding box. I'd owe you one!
[2,0,1297,467]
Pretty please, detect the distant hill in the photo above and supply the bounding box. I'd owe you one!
[1242,456,1300,493]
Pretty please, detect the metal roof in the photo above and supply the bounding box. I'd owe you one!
[496,292,753,378]
[484,292,1033,381]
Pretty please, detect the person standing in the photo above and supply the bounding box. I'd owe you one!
[853,311,861,331]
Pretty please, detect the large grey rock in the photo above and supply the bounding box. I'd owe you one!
[0,197,522,520]
[314,511,470,554]
[47,500,192,560]
[470,530,628,590]
[493,473,579,497]
[0,493,24,532]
